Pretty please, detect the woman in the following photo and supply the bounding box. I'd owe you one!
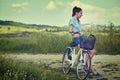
[68,6,103,78]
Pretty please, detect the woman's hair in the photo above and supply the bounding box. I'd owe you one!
[72,6,82,17]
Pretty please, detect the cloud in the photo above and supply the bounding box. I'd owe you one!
[68,0,120,23]
[69,0,120,14]
[12,3,21,8]
[46,1,56,10]
[56,1,63,5]
[45,1,63,10]
[69,0,81,7]
[12,2,29,12]
[68,0,104,11]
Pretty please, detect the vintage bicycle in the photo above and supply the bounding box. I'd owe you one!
[62,34,96,80]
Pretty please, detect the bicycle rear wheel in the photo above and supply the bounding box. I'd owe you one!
[62,47,72,74]
[76,50,91,80]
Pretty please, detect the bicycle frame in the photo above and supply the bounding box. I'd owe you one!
[70,47,85,67]
[62,45,92,80]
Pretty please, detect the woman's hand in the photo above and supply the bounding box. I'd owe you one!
[69,30,73,33]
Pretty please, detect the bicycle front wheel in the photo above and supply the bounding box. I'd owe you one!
[62,47,72,74]
[76,50,91,80]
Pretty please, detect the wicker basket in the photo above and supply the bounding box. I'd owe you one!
[80,34,96,50]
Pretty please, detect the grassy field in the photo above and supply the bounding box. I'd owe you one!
[0,24,120,80]
[0,55,71,80]
[0,25,120,54]
[0,54,120,80]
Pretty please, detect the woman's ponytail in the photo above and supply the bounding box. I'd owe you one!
[72,6,82,17]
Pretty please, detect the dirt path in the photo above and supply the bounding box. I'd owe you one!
[7,54,120,80]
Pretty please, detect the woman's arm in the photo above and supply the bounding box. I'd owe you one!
[69,25,78,33]
[69,25,73,33]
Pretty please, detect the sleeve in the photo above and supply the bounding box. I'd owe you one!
[69,18,74,26]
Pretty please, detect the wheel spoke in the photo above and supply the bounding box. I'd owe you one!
[76,51,91,80]
[62,47,72,74]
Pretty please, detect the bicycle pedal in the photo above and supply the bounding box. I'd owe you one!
[66,59,72,64]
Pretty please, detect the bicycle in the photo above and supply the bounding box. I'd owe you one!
[62,34,96,80]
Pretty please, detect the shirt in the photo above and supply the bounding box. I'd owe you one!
[69,16,81,32]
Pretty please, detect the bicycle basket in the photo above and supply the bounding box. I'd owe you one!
[80,34,96,50]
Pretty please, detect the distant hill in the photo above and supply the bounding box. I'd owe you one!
[0,20,57,28]
[0,20,119,29]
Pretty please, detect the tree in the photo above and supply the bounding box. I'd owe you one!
[8,27,10,30]
[108,21,114,49]
[45,28,48,32]
[108,21,114,37]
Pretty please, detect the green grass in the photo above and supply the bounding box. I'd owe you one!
[95,34,120,54]
[0,55,77,80]
[0,25,120,55]
[0,25,42,34]
[0,32,71,54]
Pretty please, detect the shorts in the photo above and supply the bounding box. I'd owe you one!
[70,36,81,47]
[70,34,96,50]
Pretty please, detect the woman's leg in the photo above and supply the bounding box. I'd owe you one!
[78,44,80,48]
[89,49,96,58]
[89,49,97,74]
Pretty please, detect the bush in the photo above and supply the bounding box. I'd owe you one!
[0,31,120,54]
[0,55,73,80]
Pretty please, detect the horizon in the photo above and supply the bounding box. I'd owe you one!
[0,19,120,27]
[0,0,120,26]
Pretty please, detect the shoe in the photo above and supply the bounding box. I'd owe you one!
[92,72,103,79]
[83,67,89,74]
[68,55,72,60]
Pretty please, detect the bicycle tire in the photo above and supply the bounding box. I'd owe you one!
[62,47,72,74]
[76,50,91,80]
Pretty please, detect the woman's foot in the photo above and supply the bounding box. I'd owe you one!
[92,72,103,79]
[83,66,89,74]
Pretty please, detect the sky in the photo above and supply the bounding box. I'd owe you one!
[0,0,120,26]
